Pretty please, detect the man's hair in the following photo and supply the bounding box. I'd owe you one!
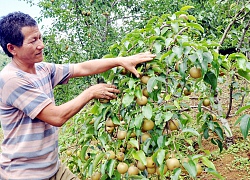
[0,12,37,57]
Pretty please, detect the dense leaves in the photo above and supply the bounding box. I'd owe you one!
[20,0,250,179]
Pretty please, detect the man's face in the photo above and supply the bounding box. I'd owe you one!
[14,26,44,64]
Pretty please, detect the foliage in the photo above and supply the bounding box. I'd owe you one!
[22,0,250,106]
[0,51,10,71]
[19,0,250,179]
[59,7,233,179]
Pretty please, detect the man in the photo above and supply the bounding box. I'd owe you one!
[0,12,155,180]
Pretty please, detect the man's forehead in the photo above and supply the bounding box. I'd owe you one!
[21,26,41,37]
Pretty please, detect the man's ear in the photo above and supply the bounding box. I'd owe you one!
[7,43,17,56]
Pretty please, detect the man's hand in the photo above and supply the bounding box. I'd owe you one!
[120,52,156,78]
[72,52,156,78]
[88,83,120,100]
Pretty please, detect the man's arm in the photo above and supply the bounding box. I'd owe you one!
[37,52,155,126]
[36,83,120,127]
[71,52,156,78]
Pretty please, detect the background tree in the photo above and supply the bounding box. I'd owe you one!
[23,0,250,105]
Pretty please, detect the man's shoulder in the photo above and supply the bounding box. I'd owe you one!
[0,63,18,80]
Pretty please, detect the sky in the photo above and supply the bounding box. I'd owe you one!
[0,0,52,31]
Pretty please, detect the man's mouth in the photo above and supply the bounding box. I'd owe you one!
[36,51,43,55]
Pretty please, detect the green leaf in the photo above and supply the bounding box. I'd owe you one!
[156,76,166,83]
[94,115,103,135]
[100,174,109,180]
[246,4,250,10]
[90,103,100,114]
[196,49,203,64]
[237,58,247,71]
[216,140,223,153]
[83,158,93,173]
[174,100,180,109]
[142,104,153,119]
[147,77,158,92]
[128,78,136,89]
[156,149,165,166]
[93,152,105,172]
[236,114,250,139]
[236,105,250,115]
[112,115,120,125]
[203,128,209,139]
[154,41,162,54]
[171,168,181,180]
[204,71,217,90]
[192,154,204,160]
[128,138,139,150]
[154,27,161,35]
[99,135,107,148]
[143,139,151,153]
[124,176,147,179]
[186,23,204,33]
[165,112,173,121]
[165,38,173,48]
[164,94,171,101]
[188,53,198,63]
[157,136,165,149]
[182,127,200,136]
[214,127,224,140]
[180,5,194,11]
[211,138,223,152]
[134,113,144,129]
[124,41,130,50]
[228,52,247,60]
[132,150,147,165]
[111,171,121,180]
[102,54,115,58]
[183,161,197,178]
[206,168,224,179]
[171,22,179,33]
[107,159,116,177]
[122,93,134,107]
[201,157,216,170]
[187,15,196,21]
[80,145,89,161]
[238,69,250,81]
[135,86,142,99]
[202,51,213,71]
[172,46,183,59]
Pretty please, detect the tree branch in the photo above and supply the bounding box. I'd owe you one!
[226,74,235,118]
[238,19,250,49]
[102,16,110,42]
[179,105,214,114]
[217,6,246,51]
[111,0,121,8]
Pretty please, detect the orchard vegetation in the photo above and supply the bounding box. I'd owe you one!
[16,0,250,179]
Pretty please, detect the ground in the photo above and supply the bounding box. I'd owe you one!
[199,115,250,180]
[196,75,250,180]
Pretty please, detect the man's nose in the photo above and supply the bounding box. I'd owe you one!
[37,39,44,49]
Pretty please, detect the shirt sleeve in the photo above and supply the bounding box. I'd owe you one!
[2,77,52,119]
[45,63,74,88]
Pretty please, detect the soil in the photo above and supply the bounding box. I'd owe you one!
[199,117,250,180]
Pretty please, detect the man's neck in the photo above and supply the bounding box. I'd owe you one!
[11,58,36,74]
